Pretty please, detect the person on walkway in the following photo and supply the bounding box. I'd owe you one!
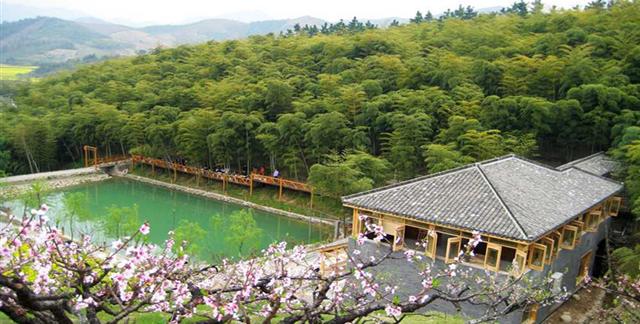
[259,166,265,175]
[273,169,280,178]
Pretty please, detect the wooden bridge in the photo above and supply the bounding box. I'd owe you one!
[83,145,129,167]
[82,145,315,205]
[130,155,315,206]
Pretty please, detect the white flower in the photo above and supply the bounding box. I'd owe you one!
[139,223,150,235]
[111,239,123,250]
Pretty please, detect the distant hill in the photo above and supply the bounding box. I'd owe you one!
[0,13,425,66]
[0,17,133,65]
[0,15,336,65]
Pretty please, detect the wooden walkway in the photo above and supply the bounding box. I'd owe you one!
[130,155,314,205]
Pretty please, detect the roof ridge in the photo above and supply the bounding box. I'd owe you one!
[495,155,563,173]
[557,151,607,170]
[342,154,517,201]
[566,165,624,186]
[475,163,529,240]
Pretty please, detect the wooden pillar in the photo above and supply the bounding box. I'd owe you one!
[278,178,283,201]
[249,173,254,196]
[83,146,88,168]
[94,149,98,169]
[223,174,227,193]
[351,208,359,237]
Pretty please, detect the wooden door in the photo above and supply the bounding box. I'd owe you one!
[425,231,438,260]
[392,226,405,252]
[513,248,527,276]
[484,243,502,272]
[445,237,461,263]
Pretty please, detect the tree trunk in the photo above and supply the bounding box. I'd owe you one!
[297,142,309,174]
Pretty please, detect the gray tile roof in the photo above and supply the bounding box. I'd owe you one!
[556,152,619,176]
[342,155,623,242]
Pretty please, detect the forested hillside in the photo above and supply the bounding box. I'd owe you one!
[1,1,639,200]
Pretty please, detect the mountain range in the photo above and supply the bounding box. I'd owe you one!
[1,3,503,67]
[1,8,415,67]
[0,15,344,65]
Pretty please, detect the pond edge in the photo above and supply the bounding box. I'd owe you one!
[118,174,341,236]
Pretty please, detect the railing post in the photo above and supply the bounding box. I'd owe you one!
[310,189,314,209]
[249,173,254,196]
[83,146,87,168]
[278,178,283,201]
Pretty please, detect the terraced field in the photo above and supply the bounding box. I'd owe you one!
[0,64,37,80]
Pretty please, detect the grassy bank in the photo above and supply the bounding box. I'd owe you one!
[129,164,350,222]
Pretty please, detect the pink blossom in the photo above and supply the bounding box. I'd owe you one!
[139,222,150,235]
[385,304,402,317]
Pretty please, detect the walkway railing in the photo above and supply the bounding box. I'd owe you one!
[130,155,314,206]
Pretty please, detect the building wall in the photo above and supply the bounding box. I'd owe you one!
[527,218,610,323]
[347,217,610,323]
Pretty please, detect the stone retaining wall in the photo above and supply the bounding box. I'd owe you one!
[0,173,110,197]
[120,174,341,233]
[0,167,100,184]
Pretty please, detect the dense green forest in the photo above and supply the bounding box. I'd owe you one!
[1,1,639,202]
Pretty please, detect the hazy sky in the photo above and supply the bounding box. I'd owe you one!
[7,0,593,25]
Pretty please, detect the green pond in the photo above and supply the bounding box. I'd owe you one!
[3,178,332,260]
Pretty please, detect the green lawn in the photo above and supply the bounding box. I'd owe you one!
[0,64,37,80]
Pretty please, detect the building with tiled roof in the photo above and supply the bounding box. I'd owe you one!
[340,154,624,323]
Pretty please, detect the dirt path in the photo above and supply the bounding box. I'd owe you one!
[544,286,606,323]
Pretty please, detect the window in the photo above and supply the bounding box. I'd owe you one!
[560,225,578,249]
[425,230,437,260]
[541,237,555,264]
[585,211,599,231]
[610,197,621,216]
[512,248,527,276]
[484,243,502,272]
[392,226,405,251]
[549,232,561,258]
[528,243,546,271]
[576,251,593,285]
[603,199,612,216]
[571,220,584,233]
[445,237,461,264]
